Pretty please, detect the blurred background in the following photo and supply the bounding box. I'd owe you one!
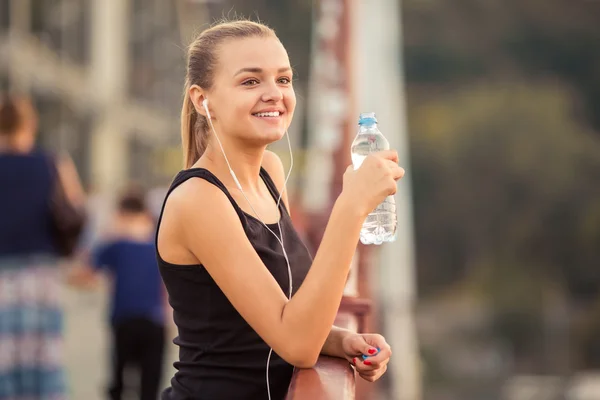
[1,0,600,399]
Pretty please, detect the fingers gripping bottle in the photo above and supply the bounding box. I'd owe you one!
[350,112,398,245]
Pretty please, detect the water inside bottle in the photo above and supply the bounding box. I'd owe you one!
[351,113,398,244]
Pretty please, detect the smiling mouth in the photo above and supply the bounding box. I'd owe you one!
[252,111,283,118]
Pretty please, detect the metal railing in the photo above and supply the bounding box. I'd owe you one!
[285,297,372,400]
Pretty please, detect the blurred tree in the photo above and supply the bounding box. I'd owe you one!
[410,82,600,300]
[402,0,600,132]
[402,0,600,378]
[409,82,600,373]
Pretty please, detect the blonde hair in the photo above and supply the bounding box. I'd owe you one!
[181,20,277,169]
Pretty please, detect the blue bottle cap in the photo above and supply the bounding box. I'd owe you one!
[358,112,377,126]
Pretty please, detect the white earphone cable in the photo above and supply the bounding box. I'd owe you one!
[204,101,294,400]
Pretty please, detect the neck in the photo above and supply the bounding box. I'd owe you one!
[0,130,34,153]
[0,137,10,152]
[197,135,266,194]
[114,214,153,241]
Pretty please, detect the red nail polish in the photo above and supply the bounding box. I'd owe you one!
[353,358,357,365]
[368,348,377,355]
[364,360,372,366]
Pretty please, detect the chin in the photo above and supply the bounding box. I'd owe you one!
[249,126,287,145]
[269,128,286,141]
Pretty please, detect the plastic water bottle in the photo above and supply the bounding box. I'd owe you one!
[351,112,397,245]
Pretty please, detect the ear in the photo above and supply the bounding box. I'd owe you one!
[189,84,209,118]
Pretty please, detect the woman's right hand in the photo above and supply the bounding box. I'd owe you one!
[340,150,405,218]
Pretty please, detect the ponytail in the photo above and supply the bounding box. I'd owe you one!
[180,84,209,169]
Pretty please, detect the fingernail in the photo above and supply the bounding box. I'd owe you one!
[368,348,377,355]
[364,360,372,366]
[353,358,357,365]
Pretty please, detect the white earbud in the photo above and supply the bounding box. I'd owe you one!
[202,98,211,120]
[201,97,242,191]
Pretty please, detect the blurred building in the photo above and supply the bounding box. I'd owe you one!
[0,0,184,192]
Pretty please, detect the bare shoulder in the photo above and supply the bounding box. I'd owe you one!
[164,177,226,218]
[157,176,240,264]
[262,150,289,208]
[262,150,286,185]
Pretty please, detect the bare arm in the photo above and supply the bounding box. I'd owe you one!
[159,151,403,368]
[320,326,353,358]
[56,153,86,207]
[66,251,100,289]
[263,152,354,360]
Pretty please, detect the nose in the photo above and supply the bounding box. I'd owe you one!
[261,80,283,103]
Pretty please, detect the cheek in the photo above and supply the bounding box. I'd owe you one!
[223,102,250,127]
[285,91,296,119]
[234,96,259,118]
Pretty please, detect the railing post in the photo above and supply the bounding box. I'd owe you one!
[303,0,356,236]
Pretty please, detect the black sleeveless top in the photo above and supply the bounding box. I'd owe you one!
[156,167,313,400]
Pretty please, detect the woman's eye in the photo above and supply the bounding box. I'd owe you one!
[242,79,259,86]
[278,77,292,84]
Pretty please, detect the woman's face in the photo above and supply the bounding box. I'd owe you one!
[202,36,296,147]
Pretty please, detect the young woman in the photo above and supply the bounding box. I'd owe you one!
[156,20,405,400]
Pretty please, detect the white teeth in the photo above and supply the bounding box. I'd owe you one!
[254,111,280,117]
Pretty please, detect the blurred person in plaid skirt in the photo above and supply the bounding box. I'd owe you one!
[0,95,85,400]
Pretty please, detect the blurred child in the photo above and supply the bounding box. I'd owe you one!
[70,187,166,400]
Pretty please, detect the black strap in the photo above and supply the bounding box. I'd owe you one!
[155,168,249,241]
[258,167,289,216]
[155,167,291,245]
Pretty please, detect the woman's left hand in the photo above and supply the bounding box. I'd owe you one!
[341,333,392,382]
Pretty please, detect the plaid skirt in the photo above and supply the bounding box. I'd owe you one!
[0,255,67,400]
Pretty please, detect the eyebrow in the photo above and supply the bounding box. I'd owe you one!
[233,67,292,77]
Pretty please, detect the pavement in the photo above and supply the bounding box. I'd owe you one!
[63,279,178,400]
